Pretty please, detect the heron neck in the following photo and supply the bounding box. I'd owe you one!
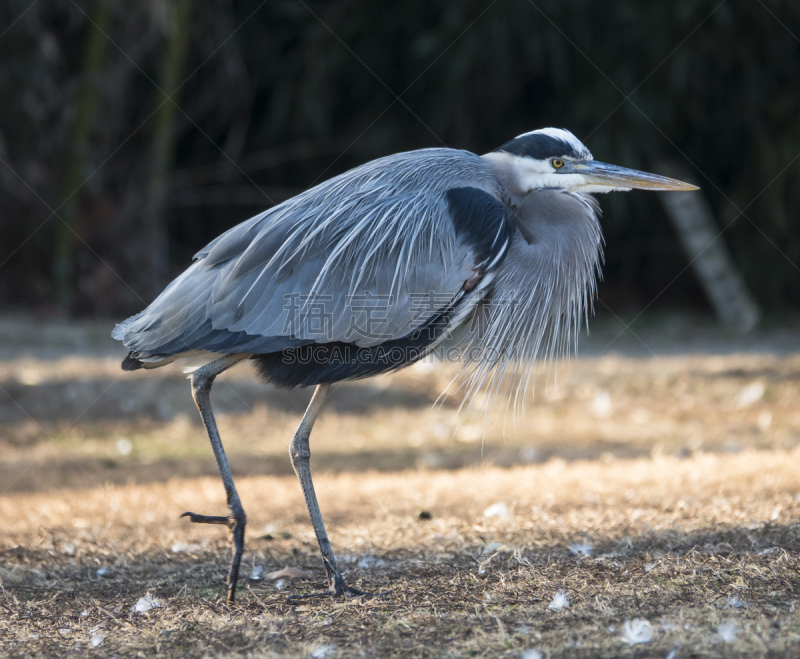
[480,152,528,205]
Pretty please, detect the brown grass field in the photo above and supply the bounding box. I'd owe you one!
[1,314,800,657]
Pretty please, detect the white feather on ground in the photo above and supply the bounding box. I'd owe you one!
[718,622,738,643]
[548,590,570,610]
[621,619,654,645]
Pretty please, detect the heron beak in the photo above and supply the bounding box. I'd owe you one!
[571,161,699,191]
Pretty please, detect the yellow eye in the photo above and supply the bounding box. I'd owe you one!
[552,158,564,169]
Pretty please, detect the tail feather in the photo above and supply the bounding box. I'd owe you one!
[121,352,144,371]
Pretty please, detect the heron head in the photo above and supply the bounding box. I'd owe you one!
[484,127,698,195]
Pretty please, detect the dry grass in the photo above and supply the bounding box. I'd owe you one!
[2,453,800,657]
[1,314,800,656]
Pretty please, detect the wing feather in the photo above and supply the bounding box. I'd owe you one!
[114,149,508,362]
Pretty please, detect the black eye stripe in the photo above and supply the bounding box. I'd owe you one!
[493,133,583,160]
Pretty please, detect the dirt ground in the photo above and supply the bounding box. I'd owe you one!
[1,313,800,657]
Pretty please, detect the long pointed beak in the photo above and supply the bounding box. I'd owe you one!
[571,161,699,191]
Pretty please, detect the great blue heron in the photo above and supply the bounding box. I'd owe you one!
[113,128,696,604]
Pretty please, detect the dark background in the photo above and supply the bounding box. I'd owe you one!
[1,0,798,319]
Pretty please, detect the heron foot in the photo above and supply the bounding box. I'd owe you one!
[180,512,229,525]
[287,561,377,601]
[181,511,246,606]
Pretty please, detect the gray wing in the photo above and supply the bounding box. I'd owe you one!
[113,148,505,362]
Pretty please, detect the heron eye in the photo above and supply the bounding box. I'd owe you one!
[552,158,564,169]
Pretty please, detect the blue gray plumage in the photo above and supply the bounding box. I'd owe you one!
[112,127,698,604]
[114,128,694,399]
[116,150,502,364]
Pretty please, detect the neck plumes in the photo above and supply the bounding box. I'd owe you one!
[458,186,604,417]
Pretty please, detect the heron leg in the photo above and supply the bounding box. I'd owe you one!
[181,354,249,605]
[289,384,366,598]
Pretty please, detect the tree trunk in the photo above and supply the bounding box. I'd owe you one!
[657,161,761,333]
[52,0,110,314]
[141,0,192,299]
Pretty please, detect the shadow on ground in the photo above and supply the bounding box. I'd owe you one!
[0,373,445,425]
